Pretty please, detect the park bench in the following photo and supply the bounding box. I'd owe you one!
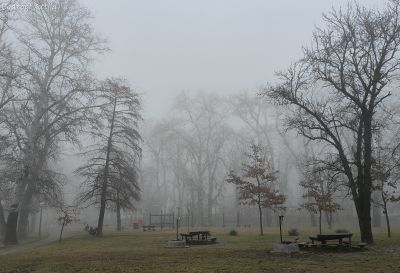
[142,225,156,231]
[309,233,353,247]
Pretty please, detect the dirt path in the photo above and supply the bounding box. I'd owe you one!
[0,228,92,256]
[0,233,62,255]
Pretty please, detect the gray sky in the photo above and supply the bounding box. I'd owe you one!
[82,0,383,119]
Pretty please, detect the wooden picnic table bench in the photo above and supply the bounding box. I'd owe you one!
[309,233,353,247]
[180,231,210,241]
[180,231,216,244]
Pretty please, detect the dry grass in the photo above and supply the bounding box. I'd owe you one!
[0,227,399,273]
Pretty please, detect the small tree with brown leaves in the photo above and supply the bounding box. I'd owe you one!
[57,205,78,243]
[227,144,285,236]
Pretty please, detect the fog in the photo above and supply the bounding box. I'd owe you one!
[1,0,399,250]
[82,0,383,119]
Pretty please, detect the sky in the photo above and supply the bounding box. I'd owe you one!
[82,0,384,119]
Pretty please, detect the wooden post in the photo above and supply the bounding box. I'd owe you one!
[222,213,225,228]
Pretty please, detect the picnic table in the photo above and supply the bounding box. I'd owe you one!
[180,231,210,241]
[180,231,216,244]
[309,233,353,247]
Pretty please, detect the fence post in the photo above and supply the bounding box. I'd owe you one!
[160,210,163,230]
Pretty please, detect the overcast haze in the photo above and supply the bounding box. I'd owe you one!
[82,0,382,118]
[3,0,400,269]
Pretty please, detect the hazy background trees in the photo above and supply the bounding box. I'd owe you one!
[139,91,338,230]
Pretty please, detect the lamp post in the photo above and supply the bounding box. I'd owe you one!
[279,214,284,243]
[38,202,45,238]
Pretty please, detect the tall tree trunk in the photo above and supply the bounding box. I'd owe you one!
[116,193,121,231]
[384,210,391,238]
[17,205,29,239]
[358,113,373,243]
[97,96,117,237]
[0,200,6,242]
[97,178,108,236]
[382,193,391,238]
[4,204,18,244]
[59,220,65,243]
[354,191,373,243]
[12,168,28,241]
[17,188,33,240]
[258,205,263,236]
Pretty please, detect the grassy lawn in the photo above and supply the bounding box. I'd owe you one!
[0,227,399,273]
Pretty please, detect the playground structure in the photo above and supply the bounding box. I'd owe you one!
[149,212,175,230]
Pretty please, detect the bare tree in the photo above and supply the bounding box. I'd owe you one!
[0,1,17,242]
[0,0,107,241]
[76,78,142,237]
[265,1,400,243]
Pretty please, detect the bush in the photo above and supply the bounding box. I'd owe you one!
[228,229,238,236]
[335,229,349,233]
[287,228,299,236]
